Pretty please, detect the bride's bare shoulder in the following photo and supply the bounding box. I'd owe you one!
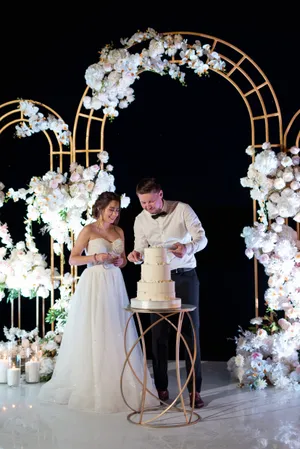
[78,223,95,238]
[114,225,124,238]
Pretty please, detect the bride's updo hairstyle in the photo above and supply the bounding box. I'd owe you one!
[92,191,121,224]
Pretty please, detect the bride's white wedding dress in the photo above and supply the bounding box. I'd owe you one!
[38,238,158,413]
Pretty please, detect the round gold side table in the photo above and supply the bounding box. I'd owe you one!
[121,304,201,428]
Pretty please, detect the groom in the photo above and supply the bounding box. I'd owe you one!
[127,177,208,408]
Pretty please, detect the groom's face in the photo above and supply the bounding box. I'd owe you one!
[137,190,163,215]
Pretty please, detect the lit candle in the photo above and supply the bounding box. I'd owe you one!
[25,360,40,383]
[7,364,21,387]
[0,359,8,383]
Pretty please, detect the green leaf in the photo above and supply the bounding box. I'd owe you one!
[6,289,20,303]
[59,209,68,220]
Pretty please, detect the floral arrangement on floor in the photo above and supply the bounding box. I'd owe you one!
[83,27,226,118]
[0,326,62,381]
[228,143,300,390]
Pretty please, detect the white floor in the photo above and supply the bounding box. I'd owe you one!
[0,361,300,449]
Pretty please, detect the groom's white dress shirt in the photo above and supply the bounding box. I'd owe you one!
[133,200,208,271]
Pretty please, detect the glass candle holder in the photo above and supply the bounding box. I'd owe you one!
[25,355,40,383]
[0,356,8,384]
[7,356,21,387]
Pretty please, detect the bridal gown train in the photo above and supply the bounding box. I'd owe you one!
[38,237,157,413]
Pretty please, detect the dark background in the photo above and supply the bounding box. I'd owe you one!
[0,4,299,361]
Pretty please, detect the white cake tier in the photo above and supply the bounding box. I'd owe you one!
[144,247,168,265]
[141,264,171,282]
[131,298,182,310]
[137,281,176,301]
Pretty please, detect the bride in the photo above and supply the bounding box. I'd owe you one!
[38,191,158,413]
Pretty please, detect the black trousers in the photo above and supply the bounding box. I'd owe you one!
[150,268,202,393]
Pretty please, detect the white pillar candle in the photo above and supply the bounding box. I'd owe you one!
[7,367,21,387]
[0,359,8,383]
[25,361,40,383]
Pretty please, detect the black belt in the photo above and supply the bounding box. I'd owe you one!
[171,268,195,274]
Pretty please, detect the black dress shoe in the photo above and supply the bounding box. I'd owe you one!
[189,392,204,408]
[157,389,169,402]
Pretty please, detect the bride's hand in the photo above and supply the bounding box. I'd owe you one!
[96,253,113,263]
[112,256,123,267]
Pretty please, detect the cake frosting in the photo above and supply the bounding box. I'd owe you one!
[131,247,181,309]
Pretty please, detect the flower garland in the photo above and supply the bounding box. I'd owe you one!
[83,27,226,118]
[228,143,300,390]
[15,100,71,145]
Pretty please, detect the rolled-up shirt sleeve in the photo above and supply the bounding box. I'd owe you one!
[183,204,208,256]
[133,217,149,254]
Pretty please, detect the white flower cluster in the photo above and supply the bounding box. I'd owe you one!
[5,151,130,249]
[38,330,63,379]
[232,142,300,390]
[241,221,300,319]
[241,142,300,224]
[0,223,59,302]
[1,327,40,374]
[227,319,300,390]
[2,326,39,342]
[15,100,72,145]
[83,27,226,118]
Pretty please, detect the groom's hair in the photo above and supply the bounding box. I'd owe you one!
[136,178,161,195]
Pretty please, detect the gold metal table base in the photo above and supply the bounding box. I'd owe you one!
[121,304,201,428]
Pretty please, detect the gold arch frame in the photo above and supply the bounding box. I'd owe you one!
[0,31,298,333]
[0,100,74,335]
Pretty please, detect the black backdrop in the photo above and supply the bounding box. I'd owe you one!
[0,5,299,361]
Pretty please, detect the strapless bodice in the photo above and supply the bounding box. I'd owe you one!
[86,237,124,256]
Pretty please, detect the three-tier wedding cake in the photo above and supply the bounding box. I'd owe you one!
[131,247,181,309]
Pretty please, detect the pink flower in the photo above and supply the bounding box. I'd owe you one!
[278,318,291,330]
[70,172,81,182]
[49,179,59,189]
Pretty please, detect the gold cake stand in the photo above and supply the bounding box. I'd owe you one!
[120,304,201,428]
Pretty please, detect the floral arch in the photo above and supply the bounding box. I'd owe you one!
[73,29,284,318]
[0,28,299,388]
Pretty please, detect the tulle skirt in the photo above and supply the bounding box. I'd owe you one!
[38,264,157,413]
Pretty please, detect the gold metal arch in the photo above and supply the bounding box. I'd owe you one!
[284,109,300,149]
[284,109,300,237]
[0,99,74,335]
[72,31,284,318]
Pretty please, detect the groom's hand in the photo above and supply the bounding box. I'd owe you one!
[169,242,187,258]
[127,250,143,263]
